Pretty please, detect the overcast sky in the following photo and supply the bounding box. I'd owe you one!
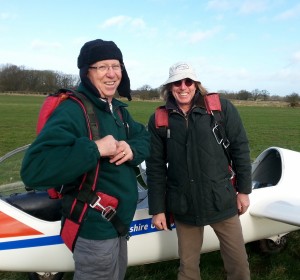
[1,0,300,96]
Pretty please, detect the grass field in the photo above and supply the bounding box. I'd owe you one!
[0,94,300,279]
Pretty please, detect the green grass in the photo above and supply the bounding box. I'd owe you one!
[0,95,44,156]
[0,95,162,157]
[239,106,300,160]
[1,95,300,158]
[0,94,300,279]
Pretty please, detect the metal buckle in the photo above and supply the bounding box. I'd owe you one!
[212,123,231,149]
[229,165,236,180]
[89,196,104,210]
[89,197,116,221]
[101,206,116,221]
[212,123,223,145]
[223,139,230,149]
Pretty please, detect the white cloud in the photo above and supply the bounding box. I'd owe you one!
[238,0,269,14]
[184,26,222,43]
[99,15,146,30]
[207,0,233,11]
[275,3,300,20]
[207,0,271,15]
[293,51,300,62]
[99,15,131,28]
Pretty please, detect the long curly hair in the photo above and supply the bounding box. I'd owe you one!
[160,81,209,101]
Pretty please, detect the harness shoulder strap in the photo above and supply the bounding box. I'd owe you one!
[155,106,169,128]
[205,93,237,186]
[60,89,128,251]
[204,93,232,163]
[59,89,100,251]
[155,105,170,138]
[70,90,100,140]
[115,106,129,138]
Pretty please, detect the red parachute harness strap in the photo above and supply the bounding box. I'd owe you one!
[36,88,128,251]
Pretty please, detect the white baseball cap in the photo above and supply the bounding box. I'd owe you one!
[163,61,200,85]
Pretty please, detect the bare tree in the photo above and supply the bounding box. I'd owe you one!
[285,93,300,107]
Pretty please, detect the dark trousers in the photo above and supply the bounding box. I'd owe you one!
[176,215,250,280]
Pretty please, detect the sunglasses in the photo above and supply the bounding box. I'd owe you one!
[173,78,194,87]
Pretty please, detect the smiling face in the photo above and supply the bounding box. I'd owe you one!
[87,59,122,102]
[171,78,196,113]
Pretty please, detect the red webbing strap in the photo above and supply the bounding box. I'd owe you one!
[155,106,169,128]
[203,92,221,114]
[47,188,62,199]
[60,217,82,251]
[155,106,170,140]
[60,92,100,251]
[60,93,129,250]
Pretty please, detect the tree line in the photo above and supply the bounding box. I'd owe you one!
[0,63,299,106]
[0,64,78,93]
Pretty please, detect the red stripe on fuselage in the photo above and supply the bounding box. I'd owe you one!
[0,211,42,238]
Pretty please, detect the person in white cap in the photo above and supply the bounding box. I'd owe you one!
[146,61,251,280]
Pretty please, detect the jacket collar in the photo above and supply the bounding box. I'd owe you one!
[165,90,207,114]
[77,83,128,113]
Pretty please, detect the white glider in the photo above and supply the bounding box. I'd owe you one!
[0,146,299,279]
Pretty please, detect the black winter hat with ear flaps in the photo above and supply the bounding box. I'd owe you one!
[77,39,132,101]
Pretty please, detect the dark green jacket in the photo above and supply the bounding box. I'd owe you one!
[21,84,150,239]
[146,93,251,226]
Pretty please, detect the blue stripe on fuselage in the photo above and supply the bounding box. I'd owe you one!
[0,218,176,250]
[129,218,175,236]
[0,235,64,250]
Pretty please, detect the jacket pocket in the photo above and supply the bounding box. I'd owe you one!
[212,181,236,211]
[166,187,188,215]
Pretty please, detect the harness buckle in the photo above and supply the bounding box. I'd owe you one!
[90,196,105,210]
[101,206,116,221]
[229,165,236,180]
[223,139,230,149]
[212,123,223,145]
[89,196,117,221]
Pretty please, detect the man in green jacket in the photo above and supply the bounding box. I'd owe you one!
[21,39,150,280]
[146,61,251,280]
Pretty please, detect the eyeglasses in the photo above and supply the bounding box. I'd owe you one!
[89,64,124,73]
[173,78,194,87]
